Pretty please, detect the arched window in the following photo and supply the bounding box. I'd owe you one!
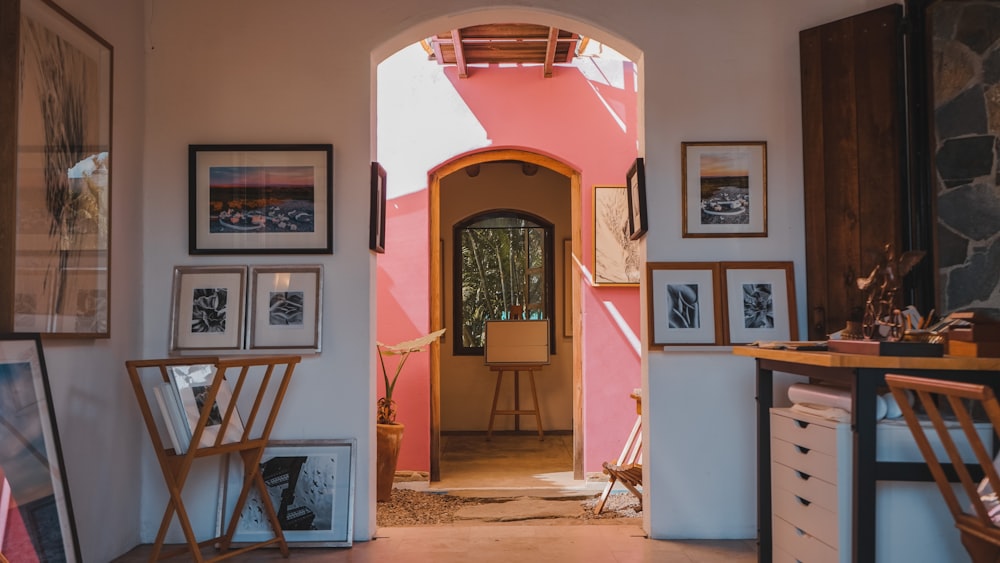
[452,210,555,356]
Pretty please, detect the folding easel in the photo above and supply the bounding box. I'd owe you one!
[594,390,642,514]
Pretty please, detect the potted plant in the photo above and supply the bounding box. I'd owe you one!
[375,328,446,501]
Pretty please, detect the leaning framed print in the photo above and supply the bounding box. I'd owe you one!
[221,439,357,547]
[0,333,82,561]
[593,185,640,286]
[369,162,387,253]
[169,265,248,352]
[247,264,323,352]
[681,141,767,238]
[647,262,722,347]
[720,261,797,345]
[188,144,333,255]
[167,363,245,448]
[2,0,114,337]
[626,157,648,240]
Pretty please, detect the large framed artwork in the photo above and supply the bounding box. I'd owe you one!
[593,185,640,286]
[221,439,356,547]
[369,162,387,254]
[720,261,798,345]
[626,158,648,240]
[188,144,333,255]
[646,262,722,347]
[2,0,113,336]
[247,265,323,352]
[169,265,248,352]
[0,333,81,561]
[681,141,767,238]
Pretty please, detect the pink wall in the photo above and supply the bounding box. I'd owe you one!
[378,60,641,474]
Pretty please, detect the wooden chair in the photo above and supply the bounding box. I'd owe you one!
[884,374,1000,562]
[594,391,642,514]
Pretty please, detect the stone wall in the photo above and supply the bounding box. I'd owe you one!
[932,1,1000,312]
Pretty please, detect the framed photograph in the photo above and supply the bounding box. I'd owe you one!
[248,265,323,352]
[0,333,81,561]
[593,185,640,286]
[646,262,722,347]
[3,0,113,336]
[167,363,245,448]
[626,158,648,240]
[720,261,798,345]
[681,141,767,238]
[369,162,387,253]
[222,439,356,547]
[188,144,333,255]
[169,265,248,352]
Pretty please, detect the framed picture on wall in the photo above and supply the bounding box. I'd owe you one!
[593,185,640,285]
[626,158,648,240]
[169,265,248,351]
[247,264,323,351]
[681,141,767,238]
[0,333,82,561]
[221,439,356,547]
[720,261,797,345]
[646,262,722,347]
[188,144,333,255]
[369,162,387,253]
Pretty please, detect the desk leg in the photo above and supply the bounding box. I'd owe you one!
[487,370,505,440]
[852,369,880,563]
[756,362,773,563]
[514,371,521,432]
[528,371,544,440]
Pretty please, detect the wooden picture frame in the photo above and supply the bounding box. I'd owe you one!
[626,158,648,240]
[167,363,244,448]
[188,144,333,255]
[720,261,798,345]
[0,333,81,561]
[593,185,640,286]
[369,162,387,253]
[681,141,767,238]
[247,264,323,352]
[646,262,722,347]
[222,439,357,547]
[169,265,248,352]
[2,0,113,336]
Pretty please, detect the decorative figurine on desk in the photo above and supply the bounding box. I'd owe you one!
[855,243,925,340]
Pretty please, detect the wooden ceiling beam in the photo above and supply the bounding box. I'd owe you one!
[543,27,559,77]
[451,28,468,78]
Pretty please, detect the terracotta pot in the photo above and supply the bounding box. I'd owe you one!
[376,422,404,502]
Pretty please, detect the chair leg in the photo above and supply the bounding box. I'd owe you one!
[961,532,1000,563]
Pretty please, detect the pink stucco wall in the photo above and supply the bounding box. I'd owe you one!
[377,58,641,474]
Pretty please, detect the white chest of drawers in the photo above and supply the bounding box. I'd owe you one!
[770,407,984,563]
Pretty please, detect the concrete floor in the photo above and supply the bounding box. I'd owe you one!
[112,433,758,562]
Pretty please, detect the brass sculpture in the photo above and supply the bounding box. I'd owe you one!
[855,243,925,340]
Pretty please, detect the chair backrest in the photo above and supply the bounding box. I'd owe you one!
[884,374,1000,559]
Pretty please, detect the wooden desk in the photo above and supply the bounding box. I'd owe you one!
[486,364,545,440]
[733,346,1000,563]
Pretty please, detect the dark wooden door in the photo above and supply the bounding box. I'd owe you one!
[800,4,906,340]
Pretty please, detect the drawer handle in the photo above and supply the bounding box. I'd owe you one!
[795,470,811,481]
[795,495,812,507]
[794,419,810,429]
[795,445,810,454]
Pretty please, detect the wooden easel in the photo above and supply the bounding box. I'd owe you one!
[486,364,545,440]
[594,391,642,514]
[126,355,300,562]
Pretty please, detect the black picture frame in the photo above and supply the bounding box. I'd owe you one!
[369,162,387,253]
[626,157,648,240]
[0,333,81,561]
[188,144,333,255]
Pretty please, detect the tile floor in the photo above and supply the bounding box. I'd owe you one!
[113,433,758,562]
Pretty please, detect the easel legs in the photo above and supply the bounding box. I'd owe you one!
[486,369,544,440]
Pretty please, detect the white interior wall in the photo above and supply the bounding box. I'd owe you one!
[52,0,904,552]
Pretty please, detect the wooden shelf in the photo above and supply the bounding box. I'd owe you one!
[126,355,301,562]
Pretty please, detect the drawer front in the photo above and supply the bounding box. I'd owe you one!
[771,436,838,485]
[773,514,839,563]
[773,485,839,549]
[771,409,838,456]
[772,459,838,512]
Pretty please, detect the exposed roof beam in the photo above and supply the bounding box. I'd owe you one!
[543,27,559,78]
[451,28,468,78]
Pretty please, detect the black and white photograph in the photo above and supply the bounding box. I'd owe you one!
[626,157,647,240]
[223,440,356,547]
[168,363,244,448]
[170,266,247,351]
[721,262,796,345]
[248,265,323,351]
[682,141,767,238]
[647,262,721,346]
